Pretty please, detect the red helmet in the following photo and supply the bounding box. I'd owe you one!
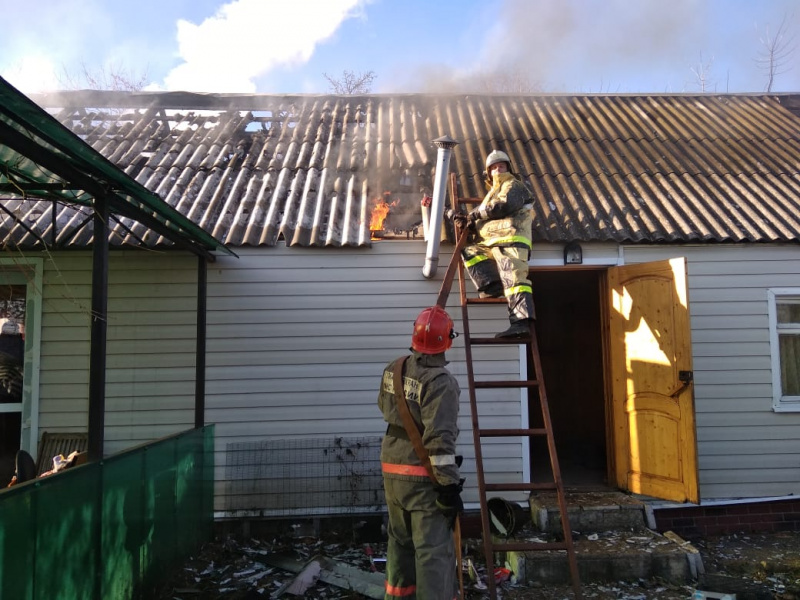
[411,306,454,354]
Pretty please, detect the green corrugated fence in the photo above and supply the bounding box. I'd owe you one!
[0,425,214,600]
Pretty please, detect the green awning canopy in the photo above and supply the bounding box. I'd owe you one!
[0,76,233,257]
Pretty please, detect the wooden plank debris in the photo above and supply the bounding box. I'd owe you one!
[264,553,386,599]
[664,530,706,578]
[273,558,322,596]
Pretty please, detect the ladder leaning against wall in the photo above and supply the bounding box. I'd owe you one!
[434,185,582,600]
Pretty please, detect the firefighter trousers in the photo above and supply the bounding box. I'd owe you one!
[383,476,456,599]
[462,243,535,321]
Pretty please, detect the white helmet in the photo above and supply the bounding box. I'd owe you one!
[485,149,511,171]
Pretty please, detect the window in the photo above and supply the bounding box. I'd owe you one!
[768,289,800,411]
[0,258,42,473]
[0,284,26,486]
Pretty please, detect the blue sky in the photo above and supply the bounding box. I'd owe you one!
[2,0,798,95]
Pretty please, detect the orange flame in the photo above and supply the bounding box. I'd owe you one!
[369,194,398,237]
[370,202,391,231]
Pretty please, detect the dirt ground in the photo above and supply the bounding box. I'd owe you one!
[155,526,800,600]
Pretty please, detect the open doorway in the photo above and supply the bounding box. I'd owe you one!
[0,284,27,486]
[529,269,609,490]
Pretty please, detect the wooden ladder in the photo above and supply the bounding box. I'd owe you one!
[450,250,583,599]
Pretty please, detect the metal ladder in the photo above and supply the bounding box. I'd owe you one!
[451,250,583,599]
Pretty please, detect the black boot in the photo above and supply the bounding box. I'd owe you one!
[495,319,532,339]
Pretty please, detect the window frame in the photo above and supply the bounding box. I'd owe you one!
[768,288,800,412]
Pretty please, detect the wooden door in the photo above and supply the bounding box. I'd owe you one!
[607,258,699,503]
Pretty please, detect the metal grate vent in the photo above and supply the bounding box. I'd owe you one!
[224,436,384,516]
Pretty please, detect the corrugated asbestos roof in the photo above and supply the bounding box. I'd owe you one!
[5,91,800,249]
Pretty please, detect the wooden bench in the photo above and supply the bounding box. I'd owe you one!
[36,432,89,476]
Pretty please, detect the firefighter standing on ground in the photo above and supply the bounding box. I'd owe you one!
[378,306,463,599]
[453,149,535,338]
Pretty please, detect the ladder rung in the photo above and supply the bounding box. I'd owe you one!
[469,336,530,345]
[479,428,548,437]
[475,380,539,389]
[490,541,570,552]
[466,297,506,305]
[485,482,558,492]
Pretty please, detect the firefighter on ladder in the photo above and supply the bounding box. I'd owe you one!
[378,306,463,599]
[452,149,535,338]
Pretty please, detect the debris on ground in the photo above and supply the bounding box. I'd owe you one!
[265,553,385,598]
[154,528,800,599]
[694,531,800,600]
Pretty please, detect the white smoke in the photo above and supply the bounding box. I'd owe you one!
[0,0,113,93]
[1,0,797,95]
[2,55,60,93]
[389,0,800,93]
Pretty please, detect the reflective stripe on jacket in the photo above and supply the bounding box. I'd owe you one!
[473,171,533,249]
[378,352,461,487]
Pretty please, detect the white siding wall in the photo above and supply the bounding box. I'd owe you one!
[624,244,800,500]
[531,242,621,267]
[206,242,525,512]
[36,241,800,511]
[38,251,199,453]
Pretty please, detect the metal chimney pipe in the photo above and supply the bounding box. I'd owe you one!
[423,135,458,279]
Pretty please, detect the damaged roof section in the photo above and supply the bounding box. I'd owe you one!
[6,90,800,250]
[0,79,231,257]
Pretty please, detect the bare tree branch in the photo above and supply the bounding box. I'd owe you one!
[323,70,376,94]
[689,52,716,92]
[58,61,148,91]
[755,14,797,92]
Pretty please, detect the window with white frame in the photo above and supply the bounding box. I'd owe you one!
[768,289,800,411]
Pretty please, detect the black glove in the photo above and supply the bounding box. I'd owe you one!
[435,483,464,529]
[454,212,480,232]
[451,213,469,230]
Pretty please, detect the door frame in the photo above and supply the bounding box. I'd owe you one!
[528,264,612,488]
[528,258,699,502]
[0,256,43,457]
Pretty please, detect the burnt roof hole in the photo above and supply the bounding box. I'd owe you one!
[133,154,149,170]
